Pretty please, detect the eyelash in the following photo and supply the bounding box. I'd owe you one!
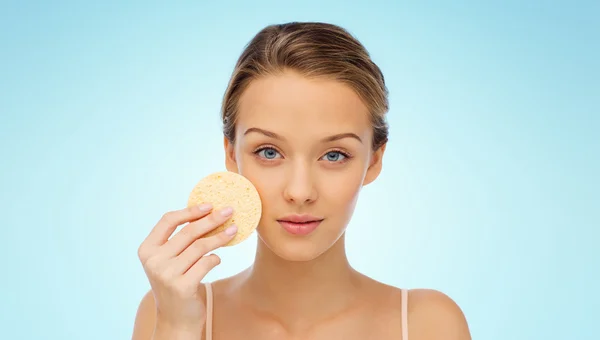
[252,145,353,163]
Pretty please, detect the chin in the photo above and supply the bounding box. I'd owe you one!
[256,221,344,262]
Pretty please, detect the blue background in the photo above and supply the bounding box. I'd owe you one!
[1,1,598,339]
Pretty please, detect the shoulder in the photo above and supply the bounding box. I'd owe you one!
[406,288,471,340]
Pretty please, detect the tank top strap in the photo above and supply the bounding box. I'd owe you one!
[204,282,214,340]
[401,288,409,340]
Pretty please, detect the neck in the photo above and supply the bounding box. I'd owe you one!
[239,234,364,331]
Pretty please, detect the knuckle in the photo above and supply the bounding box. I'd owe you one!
[193,211,226,235]
[158,267,175,282]
[216,231,233,245]
[179,227,192,239]
[220,230,232,241]
[192,239,208,254]
[182,226,202,242]
[189,221,211,239]
[160,211,176,223]
[208,210,225,224]
[137,245,147,261]
[144,255,162,273]
[185,205,197,215]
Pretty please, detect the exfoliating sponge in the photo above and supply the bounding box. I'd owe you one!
[187,171,262,246]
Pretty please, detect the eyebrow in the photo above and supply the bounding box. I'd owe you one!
[243,127,363,143]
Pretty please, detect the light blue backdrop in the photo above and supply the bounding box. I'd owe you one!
[1,1,598,339]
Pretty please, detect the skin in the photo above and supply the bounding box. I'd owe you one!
[132,70,471,340]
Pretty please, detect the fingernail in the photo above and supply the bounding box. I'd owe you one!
[220,206,233,217]
[225,225,238,236]
[197,203,212,212]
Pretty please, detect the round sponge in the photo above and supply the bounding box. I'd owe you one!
[187,171,262,246]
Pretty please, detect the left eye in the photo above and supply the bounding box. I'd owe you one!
[321,151,346,162]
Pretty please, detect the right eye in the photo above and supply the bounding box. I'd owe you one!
[255,147,282,160]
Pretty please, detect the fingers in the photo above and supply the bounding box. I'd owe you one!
[183,254,222,284]
[138,204,213,262]
[171,225,238,275]
[160,206,234,258]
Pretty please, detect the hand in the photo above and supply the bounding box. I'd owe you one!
[137,204,238,335]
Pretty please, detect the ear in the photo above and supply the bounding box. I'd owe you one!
[363,143,386,186]
[224,136,239,173]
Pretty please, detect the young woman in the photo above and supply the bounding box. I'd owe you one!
[132,22,471,340]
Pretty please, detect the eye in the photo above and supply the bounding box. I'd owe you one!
[255,147,282,160]
[321,151,348,162]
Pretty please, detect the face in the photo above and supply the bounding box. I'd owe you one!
[224,70,385,261]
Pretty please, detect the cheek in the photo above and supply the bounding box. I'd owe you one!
[318,170,363,206]
[235,153,281,203]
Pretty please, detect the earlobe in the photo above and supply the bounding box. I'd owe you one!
[223,137,238,173]
[363,143,386,186]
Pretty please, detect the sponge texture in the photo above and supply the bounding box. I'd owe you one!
[187,171,262,246]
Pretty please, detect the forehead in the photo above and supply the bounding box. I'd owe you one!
[236,71,371,139]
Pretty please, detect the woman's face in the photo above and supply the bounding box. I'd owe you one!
[224,70,385,261]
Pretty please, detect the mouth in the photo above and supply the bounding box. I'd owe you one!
[277,214,324,236]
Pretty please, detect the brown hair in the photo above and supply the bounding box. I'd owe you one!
[221,21,389,150]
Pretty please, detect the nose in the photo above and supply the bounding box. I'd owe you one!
[283,163,318,204]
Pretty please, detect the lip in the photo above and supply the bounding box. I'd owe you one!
[277,214,324,236]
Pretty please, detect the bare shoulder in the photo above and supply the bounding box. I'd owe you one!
[131,284,209,340]
[407,288,471,340]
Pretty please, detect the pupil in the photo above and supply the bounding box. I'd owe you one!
[327,152,339,161]
[266,149,276,158]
